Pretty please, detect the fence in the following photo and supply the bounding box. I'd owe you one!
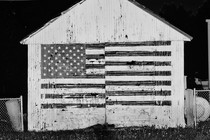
[193,89,210,127]
[0,96,24,132]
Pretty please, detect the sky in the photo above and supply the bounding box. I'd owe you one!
[0,0,208,101]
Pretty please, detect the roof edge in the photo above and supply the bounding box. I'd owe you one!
[128,0,193,41]
[20,0,86,44]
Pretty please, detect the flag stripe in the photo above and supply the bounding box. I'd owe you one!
[40,88,105,94]
[105,46,172,52]
[106,90,171,96]
[106,61,171,66]
[41,93,105,99]
[106,66,171,71]
[106,51,171,56]
[106,86,171,91]
[106,56,172,61]
[108,96,172,101]
[41,83,105,89]
[106,101,171,106]
[41,79,105,84]
[106,71,171,76]
[41,104,105,109]
[106,81,171,86]
[105,41,171,46]
[106,76,171,81]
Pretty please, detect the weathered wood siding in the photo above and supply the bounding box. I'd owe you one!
[24,0,191,131]
[105,41,185,127]
[22,0,190,45]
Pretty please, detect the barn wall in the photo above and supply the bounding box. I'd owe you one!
[23,0,190,44]
[105,41,185,127]
[28,44,42,131]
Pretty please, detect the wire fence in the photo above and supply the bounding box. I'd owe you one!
[0,96,23,132]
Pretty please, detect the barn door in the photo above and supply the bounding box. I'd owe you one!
[39,44,106,130]
[105,42,172,127]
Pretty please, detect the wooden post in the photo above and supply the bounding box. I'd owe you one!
[184,89,194,127]
[206,19,210,89]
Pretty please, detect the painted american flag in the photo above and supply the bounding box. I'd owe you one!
[41,44,86,78]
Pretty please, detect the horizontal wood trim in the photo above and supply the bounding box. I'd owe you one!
[106,81,171,86]
[106,71,171,76]
[41,103,105,109]
[41,83,105,89]
[105,51,171,56]
[106,101,171,106]
[105,61,171,66]
[41,93,105,99]
[106,90,171,96]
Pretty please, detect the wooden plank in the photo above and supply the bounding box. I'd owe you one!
[107,96,172,101]
[107,90,171,96]
[86,59,105,64]
[40,78,105,84]
[105,41,171,46]
[106,66,171,71]
[106,101,171,106]
[40,88,105,94]
[41,103,105,109]
[106,71,171,76]
[86,49,104,54]
[86,68,105,75]
[106,56,172,62]
[106,76,171,81]
[105,51,171,56]
[86,54,105,59]
[106,61,171,66]
[41,83,105,89]
[106,85,171,91]
[41,93,105,99]
[105,46,172,52]
[106,81,171,86]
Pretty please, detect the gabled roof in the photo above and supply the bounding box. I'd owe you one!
[20,0,192,44]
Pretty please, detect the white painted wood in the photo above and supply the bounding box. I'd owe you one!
[86,59,105,64]
[106,106,172,128]
[86,49,104,54]
[106,76,171,81]
[106,86,171,91]
[41,78,105,84]
[105,46,172,52]
[170,41,185,127]
[41,98,105,104]
[21,0,191,44]
[40,108,105,131]
[106,66,172,71]
[106,56,172,62]
[86,69,105,74]
[28,44,42,131]
[40,88,105,94]
[108,96,172,101]
[106,65,172,72]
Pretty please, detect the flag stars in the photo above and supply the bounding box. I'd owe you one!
[42,45,85,78]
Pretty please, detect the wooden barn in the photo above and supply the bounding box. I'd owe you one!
[20,0,192,131]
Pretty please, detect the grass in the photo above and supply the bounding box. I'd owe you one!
[1,122,210,140]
